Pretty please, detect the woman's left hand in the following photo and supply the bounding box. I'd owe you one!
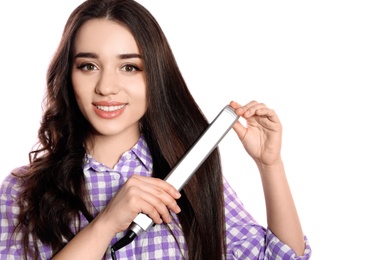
[230,100,283,166]
[230,101,306,256]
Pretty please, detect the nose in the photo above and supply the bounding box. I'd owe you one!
[95,69,120,96]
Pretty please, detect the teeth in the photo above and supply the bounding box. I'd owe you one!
[96,105,125,112]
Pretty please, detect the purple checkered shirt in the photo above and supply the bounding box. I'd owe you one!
[1,136,311,259]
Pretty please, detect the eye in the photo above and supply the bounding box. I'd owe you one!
[76,63,98,71]
[121,64,141,72]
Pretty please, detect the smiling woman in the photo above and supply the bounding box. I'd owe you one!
[0,0,311,259]
[71,19,147,167]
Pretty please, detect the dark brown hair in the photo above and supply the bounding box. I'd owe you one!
[15,0,226,259]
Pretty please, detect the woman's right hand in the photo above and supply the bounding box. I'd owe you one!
[54,175,181,259]
[97,175,182,235]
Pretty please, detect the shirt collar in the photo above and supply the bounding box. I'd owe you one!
[83,135,153,172]
[129,135,153,171]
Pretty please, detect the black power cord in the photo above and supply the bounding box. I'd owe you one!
[110,247,117,260]
[110,229,138,259]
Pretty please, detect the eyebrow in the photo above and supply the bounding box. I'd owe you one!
[73,52,143,60]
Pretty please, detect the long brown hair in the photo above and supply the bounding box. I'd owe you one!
[15,0,226,259]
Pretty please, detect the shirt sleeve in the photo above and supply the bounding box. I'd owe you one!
[0,167,53,259]
[0,170,25,258]
[223,176,312,259]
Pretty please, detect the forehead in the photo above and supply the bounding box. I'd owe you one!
[73,19,139,54]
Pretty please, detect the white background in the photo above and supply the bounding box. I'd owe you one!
[1,1,389,259]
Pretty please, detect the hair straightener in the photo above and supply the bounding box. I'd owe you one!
[110,105,239,259]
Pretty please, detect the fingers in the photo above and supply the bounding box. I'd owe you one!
[131,175,181,200]
[101,175,182,234]
[124,175,181,224]
[230,100,281,123]
[230,100,283,142]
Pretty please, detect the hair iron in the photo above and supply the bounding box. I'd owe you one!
[110,105,239,259]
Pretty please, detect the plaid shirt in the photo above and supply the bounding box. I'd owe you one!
[0,136,311,259]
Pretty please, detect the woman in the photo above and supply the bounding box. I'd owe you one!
[0,0,311,259]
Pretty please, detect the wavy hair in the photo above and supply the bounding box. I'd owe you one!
[15,0,226,259]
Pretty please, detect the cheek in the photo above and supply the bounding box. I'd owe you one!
[72,74,92,104]
[72,84,90,115]
[72,86,83,104]
[137,85,148,111]
[128,78,148,106]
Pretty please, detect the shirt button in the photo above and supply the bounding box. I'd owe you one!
[113,173,120,180]
[125,154,132,160]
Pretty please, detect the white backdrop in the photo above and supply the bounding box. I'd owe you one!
[1,1,389,259]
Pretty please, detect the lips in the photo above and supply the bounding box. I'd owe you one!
[96,104,125,112]
[93,101,127,119]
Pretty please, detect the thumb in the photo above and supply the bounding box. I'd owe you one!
[229,101,247,141]
[232,120,247,141]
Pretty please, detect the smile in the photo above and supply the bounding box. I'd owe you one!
[96,104,126,112]
[93,103,126,119]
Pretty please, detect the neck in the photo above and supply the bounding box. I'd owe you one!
[86,128,141,169]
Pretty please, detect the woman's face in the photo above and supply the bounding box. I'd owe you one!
[71,19,147,140]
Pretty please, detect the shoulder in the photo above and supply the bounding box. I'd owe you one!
[0,165,30,198]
